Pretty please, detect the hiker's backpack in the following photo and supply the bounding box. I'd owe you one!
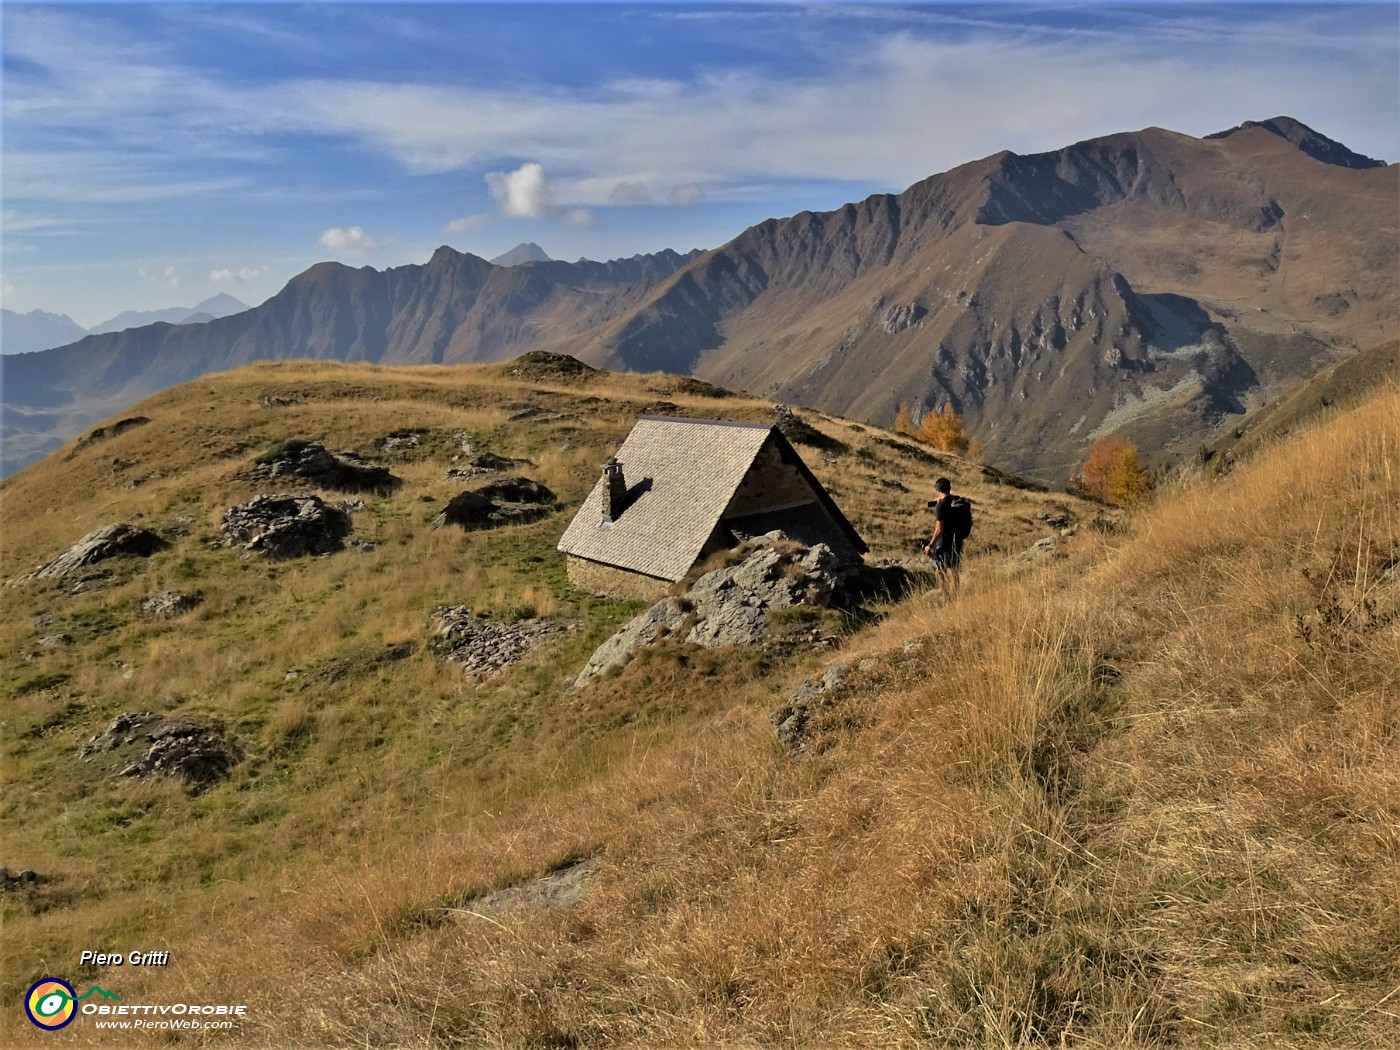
[946,496,974,541]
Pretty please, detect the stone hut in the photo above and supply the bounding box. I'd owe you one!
[557,416,867,600]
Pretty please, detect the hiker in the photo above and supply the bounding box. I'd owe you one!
[923,477,972,599]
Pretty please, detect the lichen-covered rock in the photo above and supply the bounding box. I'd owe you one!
[572,540,842,690]
[444,452,523,480]
[18,523,166,581]
[220,494,351,559]
[474,476,555,505]
[429,606,570,681]
[432,477,557,530]
[248,439,400,493]
[773,664,851,755]
[80,712,242,789]
[140,591,201,618]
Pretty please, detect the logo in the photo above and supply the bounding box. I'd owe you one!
[25,979,77,1030]
[24,980,121,1030]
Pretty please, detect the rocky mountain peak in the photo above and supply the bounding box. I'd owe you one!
[1206,115,1386,169]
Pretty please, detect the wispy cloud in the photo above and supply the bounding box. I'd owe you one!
[445,214,492,235]
[210,265,268,285]
[6,3,1394,216]
[138,264,180,290]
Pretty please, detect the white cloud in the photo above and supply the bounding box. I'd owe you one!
[485,162,555,218]
[318,226,378,253]
[668,183,706,205]
[445,213,491,235]
[564,208,593,228]
[210,265,269,284]
[138,264,179,290]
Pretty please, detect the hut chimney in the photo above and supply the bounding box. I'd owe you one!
[602,457,626,520]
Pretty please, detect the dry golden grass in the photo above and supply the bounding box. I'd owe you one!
[9,361,1392,1048]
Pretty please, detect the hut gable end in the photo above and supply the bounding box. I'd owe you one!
[558,417,866,591]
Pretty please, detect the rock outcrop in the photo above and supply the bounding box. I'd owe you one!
[431,476,558,531]
[430,606,571,681]
[445,451,524,479]
[80,712,242,789]
[140,591,202,618]
[17,523,166,581]
[220,494,351,559]
[773,664,851,754]
[248,439,400,493]
[572,540,841,689]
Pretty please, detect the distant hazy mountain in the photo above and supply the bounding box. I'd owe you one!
[88,294,249,336]
[1,309,88,355]
[490,242,552,266]
[1,249,699,473]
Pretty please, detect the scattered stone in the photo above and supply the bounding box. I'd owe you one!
[162,514,197,536]
[31,613,56,630]
[66,570,114,595]
[248,440,400,494]
[432,477,558,531]
[15,524,166,582]
[348,538,377,553]
[0,868,46,892]
[773,662,854,755]
[902,636,925,654]
[35,633,73,648]
[444,452,524,480]
[572,540,841,689]
[430,607,571,682]
[220,494,352,559]
[377,428,426,454]
[261,393,304,408]
[338,498,366,514]
[506,350,598,380]
[641,400,680,416]
[372,642,414,665]
[474,476,555,504]
[80,712,242,790]
[451,859,598,922]
[1037,511,1075,530]
[141,591,201,618]
[1005,537,1062,572]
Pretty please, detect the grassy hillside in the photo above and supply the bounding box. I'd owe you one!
[3,363,1394,1047]
[2,358,1088,1046]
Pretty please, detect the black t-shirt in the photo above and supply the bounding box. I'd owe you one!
[933,497,962,550]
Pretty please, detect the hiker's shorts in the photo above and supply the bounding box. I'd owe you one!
[930,542,962,570]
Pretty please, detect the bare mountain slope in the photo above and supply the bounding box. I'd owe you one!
[574,120,1395,480]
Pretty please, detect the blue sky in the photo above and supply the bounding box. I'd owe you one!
[3,2,1397,328]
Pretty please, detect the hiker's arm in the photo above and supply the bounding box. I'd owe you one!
[924,520,943,552]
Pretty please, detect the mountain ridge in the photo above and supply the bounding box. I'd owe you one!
[3,116,1394,480]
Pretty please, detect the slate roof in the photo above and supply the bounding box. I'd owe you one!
[557,416,864,581]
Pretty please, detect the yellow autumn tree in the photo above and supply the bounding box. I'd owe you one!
[1106,443,1153,506]
[1071,437,1152,506]
[893,402,915,436]
[916,404,971,455]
